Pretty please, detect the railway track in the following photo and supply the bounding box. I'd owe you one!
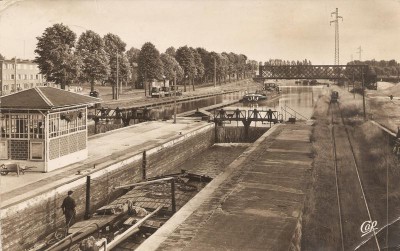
[329,101,381,250]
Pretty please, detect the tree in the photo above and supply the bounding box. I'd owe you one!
[176,46,196,91]
[34,23,80,89]
[227,52,239,82]
[161,53,183,85]
[219,53,229,83]
[103,33,131,97]
[196,47,211,83]
[165,47,176,58]
[76,30,110,92]
[190,47,204,87]
[138,42,163,95]
[0,53,4,60]
[126,47,140,86]
[237,54,247,79]
[126,47,140,65]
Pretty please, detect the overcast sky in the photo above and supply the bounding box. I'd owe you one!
[0,0,399,64]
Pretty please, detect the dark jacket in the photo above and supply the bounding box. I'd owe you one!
[61,196,76,214]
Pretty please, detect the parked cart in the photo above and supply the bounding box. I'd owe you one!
[0,163,36,176]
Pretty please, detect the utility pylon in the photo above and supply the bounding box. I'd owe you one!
[357,46,363,61]
[330,8,343,65]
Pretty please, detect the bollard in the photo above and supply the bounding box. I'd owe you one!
[214,121,218,143]
[171,179,176,213]
[142,151,147,180]
[84,176,91,220]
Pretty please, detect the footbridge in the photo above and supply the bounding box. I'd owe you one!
[254,64,368,81]
[213,108,282,127]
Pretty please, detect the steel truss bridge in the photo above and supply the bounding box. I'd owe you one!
[254,64,368,81]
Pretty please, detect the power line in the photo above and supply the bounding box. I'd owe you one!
[330,8,343,65]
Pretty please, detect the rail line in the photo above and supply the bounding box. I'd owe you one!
[330,101,381,250]
[330,103,345,251]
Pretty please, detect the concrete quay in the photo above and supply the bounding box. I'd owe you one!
[1,117,217,250]
[137,123,313,251]
[1,118,212,206]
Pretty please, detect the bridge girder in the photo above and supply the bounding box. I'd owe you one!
[254,64,368,80]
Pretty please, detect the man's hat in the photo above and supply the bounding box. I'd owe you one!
[68,190,73,195]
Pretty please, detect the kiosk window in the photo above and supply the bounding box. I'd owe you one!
[30,141,44,160]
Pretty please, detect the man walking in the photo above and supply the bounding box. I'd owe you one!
[61,190,76,229]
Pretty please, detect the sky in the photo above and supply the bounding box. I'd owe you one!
[0,0,399,64]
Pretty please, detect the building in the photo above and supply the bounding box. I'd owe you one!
[0,87,100,172]
[0,59,45,96]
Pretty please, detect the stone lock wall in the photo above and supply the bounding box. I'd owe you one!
[1,124,214,250]
[216,126,269,143]
[0,124,268,250]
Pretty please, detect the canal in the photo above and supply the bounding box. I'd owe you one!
[155,85,325,179]
[150,85,325,121]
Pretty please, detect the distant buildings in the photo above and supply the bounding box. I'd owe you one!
[0,59,46,96]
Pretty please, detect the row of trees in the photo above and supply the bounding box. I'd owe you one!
[349,60,400,78]
[34,24,130,91]
[264,59,313,66]
[136,43,258,92]
[33,23,258,94]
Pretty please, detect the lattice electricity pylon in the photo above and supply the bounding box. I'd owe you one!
[254,65,367,81]
[330,8,343,65]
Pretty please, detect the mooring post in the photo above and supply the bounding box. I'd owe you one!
[142,151,147,180]
[84,175,91,220]
[214,121,218,143]
[242,120,251,142]
[94,118,98,135]
[171,179,176,213]
[244,124,249,142]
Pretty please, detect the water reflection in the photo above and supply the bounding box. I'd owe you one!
[149,85,324,121]
[226,86,324,120]
[149,92,242,120]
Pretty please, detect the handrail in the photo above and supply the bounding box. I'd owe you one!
[282,105,308,120]
[281,106,295,120]
[114,177,174,190]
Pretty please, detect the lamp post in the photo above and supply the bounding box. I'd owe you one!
[116,51,119,100]
[173,73,177,124]
[185,75,188,92]
[214,56,217,87]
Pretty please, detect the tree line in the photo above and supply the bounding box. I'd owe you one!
[33,23,259,94]
[348,59,400,79]
[263,58,313,66]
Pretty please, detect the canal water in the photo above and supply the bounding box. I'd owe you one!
[158,85,325,177]
[150,85,325,121]
[168,144,249,178]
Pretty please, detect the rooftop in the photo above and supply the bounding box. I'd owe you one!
[0,86,100,110]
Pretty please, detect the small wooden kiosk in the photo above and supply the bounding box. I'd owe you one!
[0,87,100,172]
